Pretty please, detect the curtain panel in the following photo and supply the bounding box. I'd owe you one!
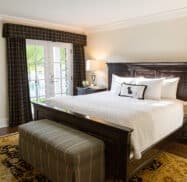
[6,38,32,126]
[73,45,86,95]
[3,23,86,126]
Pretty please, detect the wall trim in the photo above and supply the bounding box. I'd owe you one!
[0,118,8,128]
[1,7,187,34]
[87,7,187,33]
[0,15,86,34]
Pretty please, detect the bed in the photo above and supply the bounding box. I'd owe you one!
[32,62,187,182]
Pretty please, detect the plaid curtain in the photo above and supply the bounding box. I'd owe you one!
[3,24,86,125]
[3,23,86,46]
[6,38,32,127]
[73,45,86,95]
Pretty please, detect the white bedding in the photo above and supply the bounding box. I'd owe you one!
[45,91,184,159]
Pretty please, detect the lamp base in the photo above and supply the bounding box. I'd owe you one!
[90,73,96,87]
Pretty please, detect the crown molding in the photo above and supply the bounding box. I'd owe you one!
[86,7,187,33]
[1,7,187,34]
[0,15,86,34]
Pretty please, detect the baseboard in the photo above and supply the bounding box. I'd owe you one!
[0,118,8,128]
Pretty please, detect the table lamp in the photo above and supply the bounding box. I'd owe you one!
[86,60,104,87]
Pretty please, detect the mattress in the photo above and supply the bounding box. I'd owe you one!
[45,91,184,159]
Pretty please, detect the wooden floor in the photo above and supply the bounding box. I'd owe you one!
[0,126,186,158]
[0,126,18,137]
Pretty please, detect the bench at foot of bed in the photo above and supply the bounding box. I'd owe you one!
[19,119,105,182]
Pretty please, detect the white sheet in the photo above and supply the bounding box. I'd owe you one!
[45,91,184,159]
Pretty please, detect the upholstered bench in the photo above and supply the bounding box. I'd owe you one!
[18,119,105,182]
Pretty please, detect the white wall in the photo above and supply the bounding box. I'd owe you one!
[86,17,187,61]
[0,21,8,127]
[86,17,187,86]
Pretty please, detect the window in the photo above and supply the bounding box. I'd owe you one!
[26,40,73,102]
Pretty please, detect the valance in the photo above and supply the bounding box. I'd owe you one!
[3,23,87,46]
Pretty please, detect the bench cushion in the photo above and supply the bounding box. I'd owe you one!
[19,119,105,182]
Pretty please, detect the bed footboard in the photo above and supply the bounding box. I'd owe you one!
[32,102,133,182]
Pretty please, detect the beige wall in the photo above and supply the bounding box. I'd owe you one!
[1,17,187,126]
[86,17,187,62]
[0,21,8,127]
[86,17,187,86]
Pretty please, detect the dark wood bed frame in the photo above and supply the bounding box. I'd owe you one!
[33,62,187,182]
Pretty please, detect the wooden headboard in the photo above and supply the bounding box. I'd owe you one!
[107,62,187,101]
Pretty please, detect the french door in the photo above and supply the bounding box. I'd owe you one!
[26,40,73,102]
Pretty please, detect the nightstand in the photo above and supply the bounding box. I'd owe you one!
[77,86,107,95]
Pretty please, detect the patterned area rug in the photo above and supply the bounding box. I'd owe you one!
[0,133,187,182]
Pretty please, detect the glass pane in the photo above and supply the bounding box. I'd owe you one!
[26,45,35,63]
[53,47,61,63]
[37,63,45,79]
[26,45,44,64]
[28,63,36,80]
[54,63,61,78]
[31,98,37,102]
[61,75,67,94]
[29,81,36,98]
[38,96,46,103]
[62,71,66,78]
[35,46,45,64]
[54,79,61,94]
[61,48,66,70]
[38,80,45,97]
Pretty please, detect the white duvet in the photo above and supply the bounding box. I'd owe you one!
[45,91,184,159]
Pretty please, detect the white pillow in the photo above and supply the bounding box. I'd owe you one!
[161,77,179,99]
[110,74,137,95]
[136,78,164,100]
[119,83,147,99]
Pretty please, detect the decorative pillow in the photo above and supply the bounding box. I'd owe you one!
[136,78,164,100]
[161,77,180,99]
[110,74,139,95]
[119,83,147,99]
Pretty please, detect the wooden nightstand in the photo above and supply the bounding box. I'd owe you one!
[77,86,107,95]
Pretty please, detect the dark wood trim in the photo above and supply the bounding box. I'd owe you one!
[107,62,187,101]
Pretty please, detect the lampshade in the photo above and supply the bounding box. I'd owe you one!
[86,60,105,71]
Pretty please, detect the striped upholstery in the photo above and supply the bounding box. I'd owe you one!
[18,119,104,182]
[184,103,187,121]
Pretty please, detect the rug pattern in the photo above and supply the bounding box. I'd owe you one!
[0,134,187,182]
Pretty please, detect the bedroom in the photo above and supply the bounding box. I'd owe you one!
[0,0,187,181]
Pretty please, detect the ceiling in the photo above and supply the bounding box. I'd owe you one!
[1,0,187,33]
